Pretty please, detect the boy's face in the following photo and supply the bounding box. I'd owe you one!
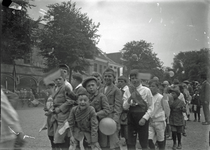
[171,92,178,99]
[130,75,140,87]
[103,72,114,86]
[117,79,126,89]
[149,82,158,95]
[55,76,65,87]
[77,95,90,110]
[86,80,98,94]
[60,68,68,79]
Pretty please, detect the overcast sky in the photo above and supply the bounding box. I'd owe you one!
[28,0,210,67]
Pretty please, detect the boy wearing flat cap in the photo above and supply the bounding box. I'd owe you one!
[169,88,186,150]
[82,76,110,121]
[100,68,123,150]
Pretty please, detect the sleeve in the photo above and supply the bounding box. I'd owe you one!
[96,95,110,120]
[123,89,131,110]
[90,107,99,143]
[68,107,76,137]
[1,90,23,133]
[142,89,154,120]
[112,88,123,123]
[161,95,170,119]
[59,86,76,113]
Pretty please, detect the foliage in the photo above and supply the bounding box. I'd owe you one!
[38,1,100,76]
[1,0,40,64]
[172,48,210,82]
[121,40,163,79]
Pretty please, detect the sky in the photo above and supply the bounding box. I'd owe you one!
[27,0,210,67]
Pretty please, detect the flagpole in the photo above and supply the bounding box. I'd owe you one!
[13,61,16,92]
[5,77,8,90]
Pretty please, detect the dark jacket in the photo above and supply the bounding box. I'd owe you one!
[169,98,186,126]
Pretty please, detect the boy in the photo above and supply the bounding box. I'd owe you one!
[148,81,170,150]
[169,88,186,150]
[117,76,129,145]
[100,68,122,150]
[68,90,101,150]
[82,76,110,121]
[71,73,86,97]
[123,69,154,150]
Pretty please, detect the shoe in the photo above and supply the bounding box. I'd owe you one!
[194,119,197,122]
[172,144,177,150]
[198,119,200,122]
[202,122,210,125]
[167,136,172,140]
[182,133,187,137]
[177,144,182,149]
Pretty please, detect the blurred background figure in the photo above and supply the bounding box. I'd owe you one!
[0,89,25,149]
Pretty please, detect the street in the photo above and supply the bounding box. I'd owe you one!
[17,106,210,150]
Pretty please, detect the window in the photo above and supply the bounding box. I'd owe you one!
[110,66,112,68]
[114,66,117,69]
[104,66,107,69]
[94,63,97,72]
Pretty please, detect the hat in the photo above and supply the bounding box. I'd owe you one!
[183,80,189,84]
[82,76,98,88]
[59,64,69,73]
[169,87,180,96]
[77,89,89,97]
[163,80,169,85]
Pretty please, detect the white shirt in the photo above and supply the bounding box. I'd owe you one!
[123,84,154,120]
[65,80,73,91]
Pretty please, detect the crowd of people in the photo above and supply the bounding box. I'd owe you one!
[1,63,209,150]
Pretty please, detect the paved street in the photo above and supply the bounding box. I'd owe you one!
[17,106,210,150]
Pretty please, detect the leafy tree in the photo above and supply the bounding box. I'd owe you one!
[1,1,39,64]
[38,1,100,79]
[172,48,210,82]
[121,40,163,79]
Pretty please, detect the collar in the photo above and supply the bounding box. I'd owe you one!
[75,83,82,90]
[136,84,143,90]
[89,90,99,100]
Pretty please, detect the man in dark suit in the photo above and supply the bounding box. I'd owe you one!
[200,74,210,125]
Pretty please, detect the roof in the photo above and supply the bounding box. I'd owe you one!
[97,50,122,66]
[1,64,44,76]
[106,52,123,64]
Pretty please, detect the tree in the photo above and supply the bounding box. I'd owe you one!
[38,1,100,79]
[172,48,210,82]
[2,1,39,64]
[121,40,163,79]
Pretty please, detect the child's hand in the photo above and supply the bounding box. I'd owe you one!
[70,136,76,145]
[54,107,61,113]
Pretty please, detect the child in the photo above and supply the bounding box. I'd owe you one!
[148,81,170,150]
[82,76,110,121]
[191,89,201,122]
[68,90,101,150]
[169,88,186,150]
[39,83,55,132]
[100,68,122,150]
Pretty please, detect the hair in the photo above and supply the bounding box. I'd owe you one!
[103,68,115,78]
[118,76,128,83]
[72,73,83,83]
[91,72,103,82]
[149,80,160,88]
[173,78,180,85]
[129,69,139,78]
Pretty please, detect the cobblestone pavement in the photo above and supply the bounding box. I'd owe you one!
[17,106,210,150]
